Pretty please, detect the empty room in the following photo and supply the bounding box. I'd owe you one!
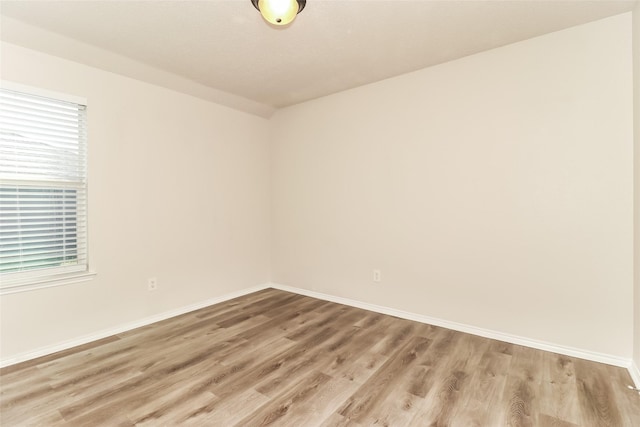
[1,0,640,425]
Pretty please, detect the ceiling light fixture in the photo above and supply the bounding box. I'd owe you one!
[251,0,306,26]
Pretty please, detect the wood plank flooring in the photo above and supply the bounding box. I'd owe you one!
[1,288,639,426]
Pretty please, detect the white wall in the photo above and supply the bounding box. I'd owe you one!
[0,42,271,361]
[271,14,634,358]
[1,12,635,365]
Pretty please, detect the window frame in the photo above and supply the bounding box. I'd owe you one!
[0,81,95,294]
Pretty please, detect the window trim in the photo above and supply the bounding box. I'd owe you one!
[0,270,96,295]
[0,81,95,294]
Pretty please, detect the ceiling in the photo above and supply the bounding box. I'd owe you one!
[0,0,636,117]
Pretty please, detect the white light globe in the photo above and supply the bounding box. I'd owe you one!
[258,0,300,25]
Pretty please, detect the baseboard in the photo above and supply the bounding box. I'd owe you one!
[3,282,633,372]
[270,283,631,369]
[628,360,640,389]
[0,283,270,368]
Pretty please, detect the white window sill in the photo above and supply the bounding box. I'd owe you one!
[0,271,96,295]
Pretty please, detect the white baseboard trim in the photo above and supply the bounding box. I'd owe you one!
[3,282,634,374]
[0,283,270,368]
[628,361,640,389]
[270,283,632,369]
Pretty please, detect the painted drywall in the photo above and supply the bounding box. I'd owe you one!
[271,14,634,358]
[634,3,640,371]
[0,42,271,360]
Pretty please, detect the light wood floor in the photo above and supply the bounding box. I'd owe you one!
[1,288,639,426]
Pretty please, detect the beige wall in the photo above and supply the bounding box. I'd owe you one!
[634,3,640,369]
[0,42,271,360]
[1,12,635,364]
[271,14,634,358]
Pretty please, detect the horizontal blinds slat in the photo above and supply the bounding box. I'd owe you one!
[0,103,83,122]
[0,193,80,202]
[1,238,86,247]
[0,184,84,191]
[0,147,83,165]
[0,106,81,127]
[0,198,86,205]
[0,156,84,165]
[0,260,87,273]
[1,240,85,249]
[2,130,86,142]
[0,110,82,131]
[0,245,85,255]
[0,173,84,183]
[0,145,84,157]
[1,143,85,156]
[0,201,83,211]
[1,214,85,219]
[0,192,82,198]
[1,238,83,248]
[1,203,87,210]
[1,252,83,262]
[1,120,81,138]
[0,260,84,273]
[0,197,85,206]
[0,157,84,167]
[0,182,85,190]
[0,230,82,240]
[1,116,83,136]
[0,246,87,259]
[0,224,86,239]
[0,189,84,195]
[0,203,86,208]
[1,217,86,224]
[1,249,84,258]
[0,88,88,277]
[0,193,82,200]
[7,126,84,139]
[0,207,84,213]
[1,203,86,210]
[1,143,84,160]
[0,135,86,148]
[2,252,88,261]
[0,99,84,121]
[0,95,83,116]
[0,158,84,171]
[0,110,82,130]
[1,231,86,239]
[0,162,85,171]
[0,178,84,186]
[1,179,86,189]
[1,127,81,146]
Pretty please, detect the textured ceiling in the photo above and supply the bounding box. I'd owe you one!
[0,0,636,117]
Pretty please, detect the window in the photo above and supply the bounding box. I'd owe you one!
[0,84,93,293]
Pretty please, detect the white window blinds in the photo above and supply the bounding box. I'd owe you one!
[0,87,88,282]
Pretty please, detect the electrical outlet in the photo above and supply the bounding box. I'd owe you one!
[147,277,158,291]
[373,269,381,282]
